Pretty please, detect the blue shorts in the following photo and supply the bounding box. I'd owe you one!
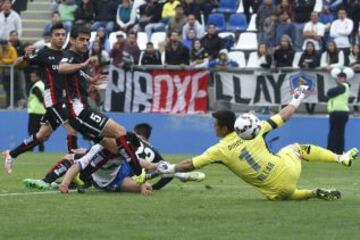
[105,161,132,192]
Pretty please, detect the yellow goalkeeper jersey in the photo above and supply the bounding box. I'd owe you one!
[192,114,290,197]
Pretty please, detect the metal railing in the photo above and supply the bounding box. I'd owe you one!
[0,64,15,110]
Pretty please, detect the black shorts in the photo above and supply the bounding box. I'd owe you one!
[69,108,109,142]
[40,103,69,130]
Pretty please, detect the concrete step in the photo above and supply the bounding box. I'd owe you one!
[22,10,51,20]
[21,36,42,43]
[27,1,53,12]
[22,19,48,29]
[22,28,43,39]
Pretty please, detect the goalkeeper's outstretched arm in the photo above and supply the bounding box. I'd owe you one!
[279,85,308,122]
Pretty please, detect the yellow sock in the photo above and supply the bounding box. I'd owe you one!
[299,144,338,163]
[289,189,315,200]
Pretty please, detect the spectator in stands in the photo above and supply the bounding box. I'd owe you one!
[12,0,30,15]
[123,31,141,64]
[190,39,208,67]
[110,33,126,68]
[90,40,110,75]
[182,29,196,49]
[299,41,320,68]
[254,43,272,68]
[200,24,224,60]
[262,11,279,49]
[330,9,353,57]
[138,0,164,32]
[292,0,316,51]
[302,11,325,52]
[44,11,70,35]
[320,41,345,69]
[349,44,360,68]
[278,0,293,20]
[89,27,111,53]
[348,0,360,43]
[182,0,201,21]
[162,0,180,19]
[116,0,137,33]
[141,42,162,65]
[144,0,168,41]
[182,14,204,40]
[91,0,118,34]
[319,7,335,46]
[165,31,190,65]
[58,0,77,31]
[0,39,17,108]
[273,34,294,67]
[275,11,295,47]
[167,5,186,37]
[243,0,259,23]
[9,30,26,108]
[0,0,22,39]
[74,0,94,27]
[257,0,279,44]
[208,49,239,68]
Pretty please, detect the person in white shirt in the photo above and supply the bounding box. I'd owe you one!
[320,40,345,70]
[0,0,22,40]
[330,9,353,56]
[302,11,325,51]
[182,14,204,40]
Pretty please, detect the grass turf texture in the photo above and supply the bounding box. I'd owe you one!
[0,153,360,240]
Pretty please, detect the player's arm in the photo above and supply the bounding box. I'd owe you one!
[279,85,309,122]
[58,56,97,74]
[14,45,35,67]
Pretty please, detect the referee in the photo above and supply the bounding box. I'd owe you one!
[327,67,354,154]
[27,66,45,152]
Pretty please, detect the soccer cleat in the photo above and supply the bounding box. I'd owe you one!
[72,173,85,188]
[179,172,206,182]
[3,150,14,174]
[339,148,359,167]
[314,188,341,200]
[23,179,56,190]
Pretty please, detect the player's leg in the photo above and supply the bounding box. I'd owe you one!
[287,188,341,200]
[298,144,358,166]
[64,122,78,153]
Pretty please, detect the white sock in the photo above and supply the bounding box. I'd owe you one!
[174,172,188,180]
[75,144,104,170]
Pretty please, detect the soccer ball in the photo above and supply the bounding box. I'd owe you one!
[234,113,261,140]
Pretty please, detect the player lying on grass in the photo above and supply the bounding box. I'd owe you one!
[157,85,358,200]
[23,124,205,193]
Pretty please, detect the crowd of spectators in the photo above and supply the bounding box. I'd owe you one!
[1,0,360,109]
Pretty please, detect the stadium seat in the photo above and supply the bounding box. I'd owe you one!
[246,51,259,68]
[247,14,257,32]
[217,0,238,13]
[234,32,257,51]
[109,31,126,49]
[219,32,235,39]
[292,52,303,68]
[137,32,148,50]
[228,51,246,67]
[150,32,166,49]
[90,31,97,43]
[227,13,248,32]
[207,13,226,32]
[314,0,323,12]
[236,0,244,13]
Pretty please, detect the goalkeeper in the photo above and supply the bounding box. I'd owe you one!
[157,85,358,200]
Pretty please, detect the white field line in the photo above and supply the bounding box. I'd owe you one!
[0,190,77,197]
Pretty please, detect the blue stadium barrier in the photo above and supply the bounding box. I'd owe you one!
[1,111,360,155]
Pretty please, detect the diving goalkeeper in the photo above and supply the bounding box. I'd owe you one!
[157,85,358,200]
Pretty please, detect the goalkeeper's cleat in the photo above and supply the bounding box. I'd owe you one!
[178,172,206,182]
[72,173,85,188]
[314,188,341,200]
[339,148,358,167]
[23,179,54,190]
[3,150,14,174]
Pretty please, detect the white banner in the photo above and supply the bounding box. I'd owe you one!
[213,71,360,106]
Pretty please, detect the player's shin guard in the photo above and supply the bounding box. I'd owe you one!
[116,136,142,176]
[299,144,338,162]
[66,135,78,153]
[9,134,41,158]
[42,159,72,183]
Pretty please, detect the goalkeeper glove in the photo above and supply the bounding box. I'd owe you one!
[289,85,309,108]
[157,160,175,174]
[134,168,146,185]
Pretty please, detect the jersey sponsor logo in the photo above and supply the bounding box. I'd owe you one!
[228,139,244,151]
[48,56,56,60]
[52,65,59,70]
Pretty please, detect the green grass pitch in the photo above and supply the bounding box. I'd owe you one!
[0,152,360,240]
